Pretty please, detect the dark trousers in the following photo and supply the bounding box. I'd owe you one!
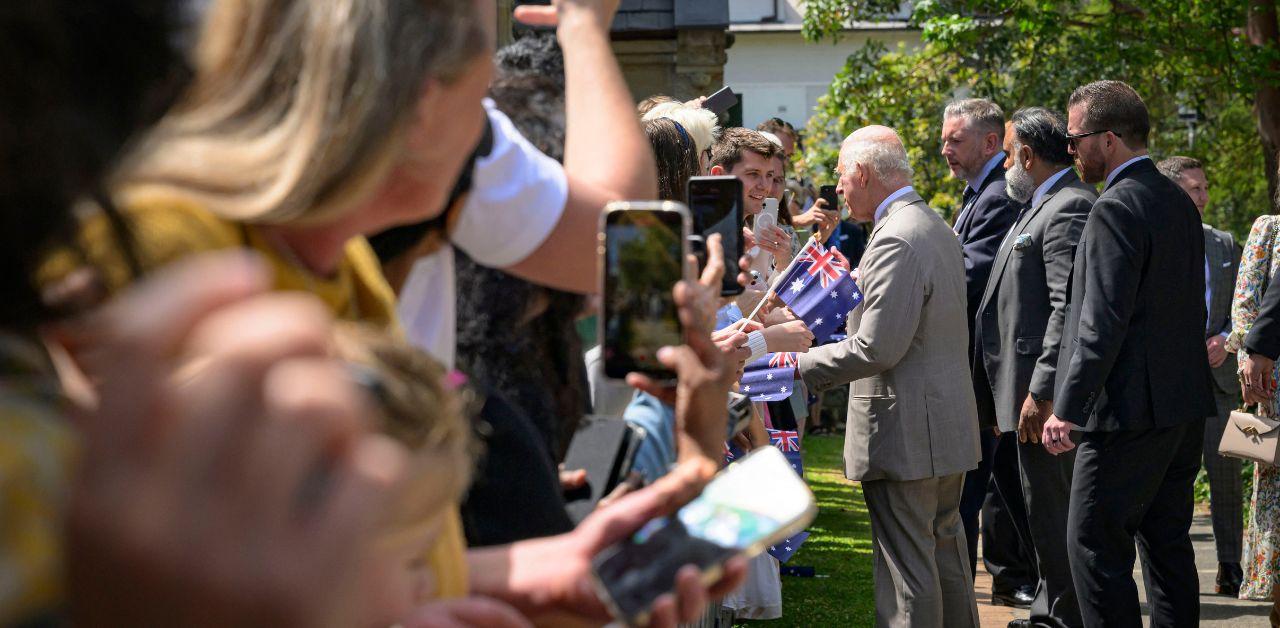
[990,434,1082,628]
[1204,386,1244,563]
[961,431,1033,590]
[1067,419,1204,628]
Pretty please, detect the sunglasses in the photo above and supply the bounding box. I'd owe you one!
[1065,129,1121,149]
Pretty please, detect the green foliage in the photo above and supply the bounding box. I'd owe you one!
[799,0,1280,235]
[738,434,875,626]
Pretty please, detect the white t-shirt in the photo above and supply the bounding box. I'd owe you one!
[397,99,568,368]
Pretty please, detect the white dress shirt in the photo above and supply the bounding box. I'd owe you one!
[875,186,916,224]
[1103,154,1150,190]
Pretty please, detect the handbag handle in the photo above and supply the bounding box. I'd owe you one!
[1239,402,1276,419]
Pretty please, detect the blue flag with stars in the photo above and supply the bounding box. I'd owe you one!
[738,352,797,402]
[775,240,863,341]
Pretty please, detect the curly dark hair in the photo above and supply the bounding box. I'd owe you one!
[0,1,186,330]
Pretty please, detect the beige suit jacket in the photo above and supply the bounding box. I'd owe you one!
[797,191,981,482]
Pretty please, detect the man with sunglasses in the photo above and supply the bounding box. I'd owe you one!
[1042,81,1215,626]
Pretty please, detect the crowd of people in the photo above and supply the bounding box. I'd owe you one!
[5,1,1280,628]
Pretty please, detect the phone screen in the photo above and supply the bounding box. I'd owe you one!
[592,448,814,624]
[687,176,744,296]
[602,209,685,380]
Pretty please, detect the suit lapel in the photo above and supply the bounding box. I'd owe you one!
[1204,228,1232,334]
[978,172,1076,311]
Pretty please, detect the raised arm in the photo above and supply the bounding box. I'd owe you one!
[508,0,658,294]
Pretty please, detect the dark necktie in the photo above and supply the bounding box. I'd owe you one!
[954,187,978,229]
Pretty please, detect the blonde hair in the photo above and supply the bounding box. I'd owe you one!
[117,0,486,225]
[331,323,475,528]
[642,102,720,157]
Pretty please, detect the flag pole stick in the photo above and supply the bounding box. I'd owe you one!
[734,234,818,331]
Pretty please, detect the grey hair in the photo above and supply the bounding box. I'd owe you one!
[840,137,913,184]
[944,98,1005,139]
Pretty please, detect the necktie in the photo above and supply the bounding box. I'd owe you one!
[953,187,978,231]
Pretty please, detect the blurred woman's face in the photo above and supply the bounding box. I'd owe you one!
[363,28,494,230]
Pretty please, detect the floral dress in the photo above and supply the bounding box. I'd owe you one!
[1227,214,1280,600]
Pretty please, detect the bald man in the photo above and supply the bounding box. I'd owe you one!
[797,126,981,627]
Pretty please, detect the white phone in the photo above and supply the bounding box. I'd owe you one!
[591,446,816,626]
[748,197,780,287]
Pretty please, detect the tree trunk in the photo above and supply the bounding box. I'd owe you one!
[1248,0,1280,210]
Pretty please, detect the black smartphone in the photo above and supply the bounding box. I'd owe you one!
[600,202,691,381]
[686,175,744,296]
[819,184,839,213]
[702,86,738,116]
[562,416,646,523]
[591,447,817,626]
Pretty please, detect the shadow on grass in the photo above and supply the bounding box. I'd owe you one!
[738,434,875,627]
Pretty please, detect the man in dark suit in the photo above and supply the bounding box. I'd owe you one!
[1157,155,1244,596]
[943,98,1034,604]
[974,107,1094,628]
[1044,81,1216,626]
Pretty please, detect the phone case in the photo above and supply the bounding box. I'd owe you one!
[590,447,816,626]
[597,201,693,384]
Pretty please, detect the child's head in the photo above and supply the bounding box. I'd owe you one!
[331,324,475,625]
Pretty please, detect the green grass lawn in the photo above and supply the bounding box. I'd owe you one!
[739,434,875,626]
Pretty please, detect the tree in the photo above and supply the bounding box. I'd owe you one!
[800,0,1280,237]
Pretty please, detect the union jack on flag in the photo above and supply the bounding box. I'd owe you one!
[770,429,801,453]
[768,351,798,369]
[791,240,847,289]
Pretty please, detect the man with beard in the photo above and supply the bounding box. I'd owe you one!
[941,98,1035,605]
[1043,81,1215,626]
[1156,156,1244,598]
[975,108,1095,628]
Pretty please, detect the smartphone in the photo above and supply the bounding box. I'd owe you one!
[726,392,752,439]
[702,86,739,116]
[563,416,647,523]
[819,184,839,213]
[591,447,816,626]
[686,175,744,296]
[747,197,780,288]
[599,201,691,381]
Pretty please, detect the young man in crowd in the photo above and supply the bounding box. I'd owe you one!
[1157,155,1244,597]
[1044,80,1215,626]
[974,107,1096,628]
[941,98,1036,605]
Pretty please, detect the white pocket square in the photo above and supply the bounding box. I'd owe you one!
[1223,261,1232,267]
[1013,234,1033,250]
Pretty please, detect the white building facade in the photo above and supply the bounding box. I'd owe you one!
[725,1,918,129]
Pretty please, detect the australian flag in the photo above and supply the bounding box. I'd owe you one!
[738,352,797,402]
[766,428,808,562]
[768,428,803,475]
[775,240,863,342]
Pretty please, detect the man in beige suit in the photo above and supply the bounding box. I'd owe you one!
[797,126,981,627]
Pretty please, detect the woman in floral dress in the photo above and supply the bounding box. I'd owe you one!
[1228,213,1280,601]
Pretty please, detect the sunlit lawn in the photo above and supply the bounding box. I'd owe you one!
[739,434,875,626]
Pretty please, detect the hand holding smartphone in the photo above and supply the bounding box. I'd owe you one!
[686,176,744,296]
[600,202,692,381]
[591,447,816,626]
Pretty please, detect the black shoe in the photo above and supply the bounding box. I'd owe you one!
[1007,621,1033,628]
[1216,562,1243,597]
[992,583,1035,609]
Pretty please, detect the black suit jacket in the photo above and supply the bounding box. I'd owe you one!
[954,163,1023,347]
[1053,159,1216,431]
[1246,268,1280,360]
[975,171,1096,432]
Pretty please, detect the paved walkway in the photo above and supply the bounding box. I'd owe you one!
[975,514,1272,627]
